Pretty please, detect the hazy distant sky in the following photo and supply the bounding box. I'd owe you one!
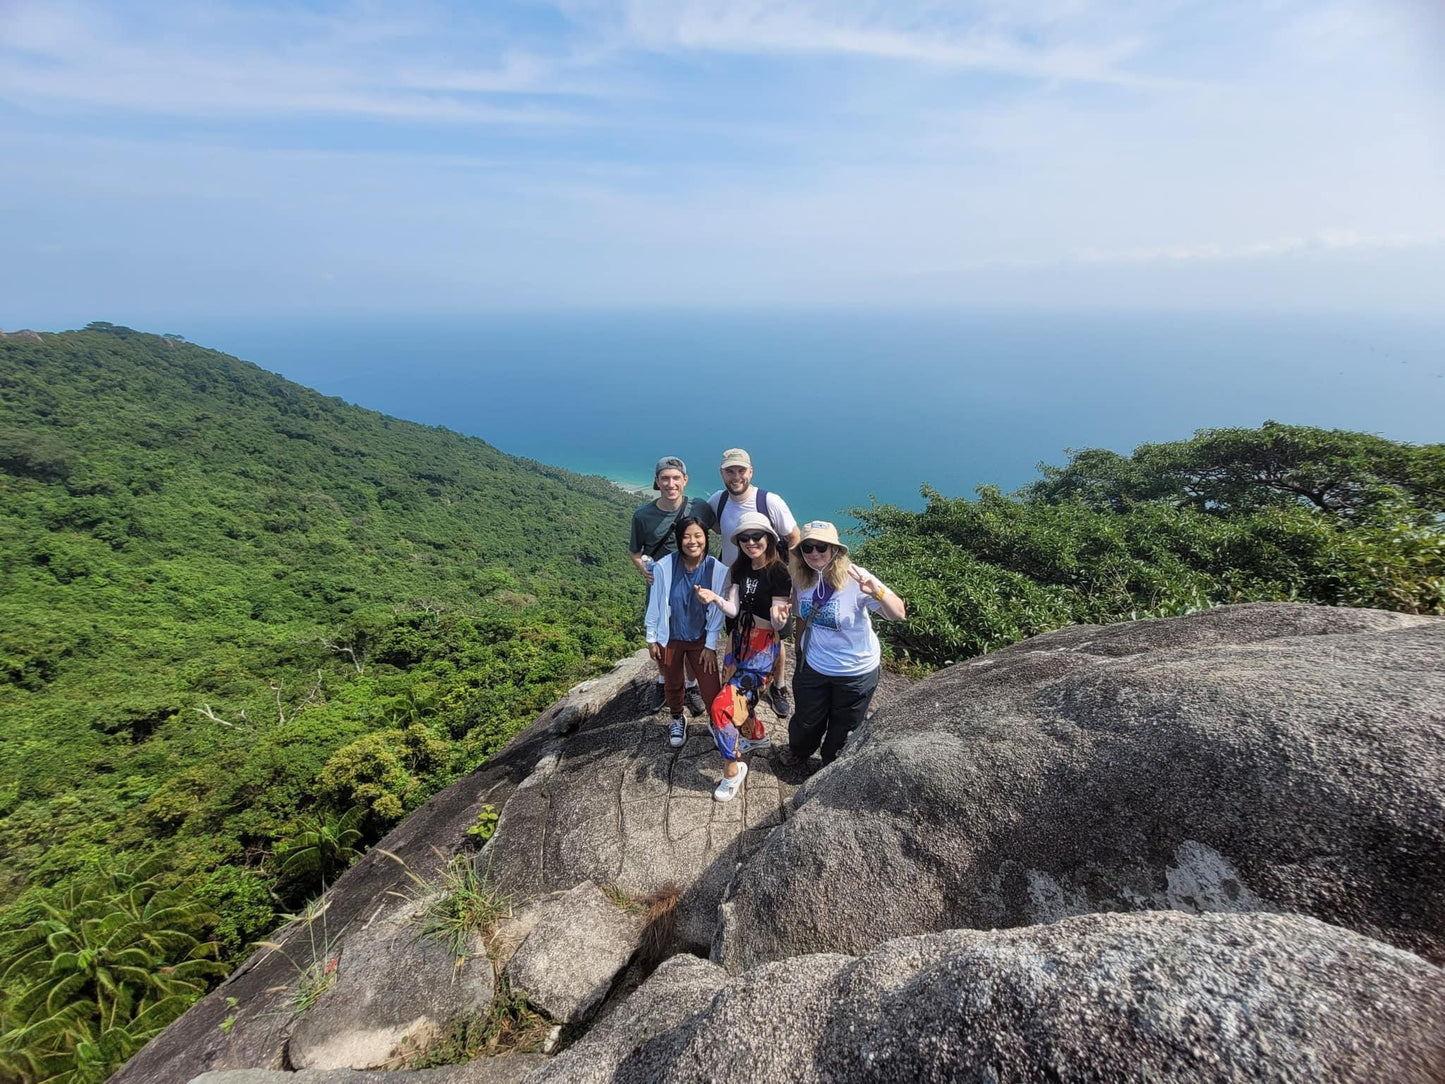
[2,0,1443,325]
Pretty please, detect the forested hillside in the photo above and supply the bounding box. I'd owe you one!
[856,422,1445,667]
[0,324,639,1081]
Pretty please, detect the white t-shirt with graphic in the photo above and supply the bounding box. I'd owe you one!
[796,566,883,677]
[708,486,798,564]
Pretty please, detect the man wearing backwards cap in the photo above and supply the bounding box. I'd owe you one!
[707,448,800,717]
[630,456,717,714]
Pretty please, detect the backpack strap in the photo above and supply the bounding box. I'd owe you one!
[717,489,771,538]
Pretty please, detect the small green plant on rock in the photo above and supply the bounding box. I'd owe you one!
[465,803,499,844]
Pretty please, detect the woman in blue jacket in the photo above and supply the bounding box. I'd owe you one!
[645,515,729,749]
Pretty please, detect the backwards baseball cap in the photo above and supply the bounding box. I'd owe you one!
[719,448,752,469]
[652,456,687,490]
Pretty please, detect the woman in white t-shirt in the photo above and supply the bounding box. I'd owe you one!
[778,521,906,767]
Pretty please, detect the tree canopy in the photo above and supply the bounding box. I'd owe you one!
[0,325,643,1081]
[856,424,1444,668]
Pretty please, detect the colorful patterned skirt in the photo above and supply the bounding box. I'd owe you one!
[709,626,778,758]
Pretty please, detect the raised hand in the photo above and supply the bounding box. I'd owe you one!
[848,565,882,599]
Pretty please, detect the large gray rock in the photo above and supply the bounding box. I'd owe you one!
[540,911,1445,1083]
[502,881,646,1023]
[482,657,910,950]
[289,897,493,1070]
[191,1057,545,1084]
[715,603,1445,969]
[527,954,726,1084]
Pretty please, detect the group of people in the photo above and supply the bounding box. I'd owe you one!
[629,449,906,802]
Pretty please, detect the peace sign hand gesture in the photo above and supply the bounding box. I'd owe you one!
[848,565,883,600]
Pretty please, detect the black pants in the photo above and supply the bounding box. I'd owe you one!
[789,662,880,765]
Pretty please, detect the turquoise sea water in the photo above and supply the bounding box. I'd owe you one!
[181,310,1444,531]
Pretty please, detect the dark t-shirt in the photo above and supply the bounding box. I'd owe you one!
[729,561,793,624]
[629,497,716,560]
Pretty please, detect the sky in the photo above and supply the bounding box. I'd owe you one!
[2,0,1444,326]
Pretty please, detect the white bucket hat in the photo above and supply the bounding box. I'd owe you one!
[731,510,777,543]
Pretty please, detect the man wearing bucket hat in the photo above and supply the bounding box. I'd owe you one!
[707,448,800,717]
[781,520,906,768]
[629,456,717,714]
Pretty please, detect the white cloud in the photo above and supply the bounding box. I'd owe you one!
[0,0,1442,316]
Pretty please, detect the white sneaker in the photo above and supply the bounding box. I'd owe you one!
[737,735,772,755]
[668,716,686,748]
[714,761,747,802]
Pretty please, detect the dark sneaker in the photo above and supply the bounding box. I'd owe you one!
[668,716,687,748]
[684,684,707,717]
[646,681,667,714]
[774,744,803,767]
[769,683,792,718]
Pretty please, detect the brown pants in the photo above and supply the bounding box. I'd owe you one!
[660,639,721,717]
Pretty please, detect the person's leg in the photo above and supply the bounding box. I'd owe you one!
[659,642,688,717]
[685,643,723,710]
[818,667,880,765]
[787,661,829,759]
[768,640,792,716]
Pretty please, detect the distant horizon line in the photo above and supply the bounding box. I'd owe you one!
[9,305,1445,336]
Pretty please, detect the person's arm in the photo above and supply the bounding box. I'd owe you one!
[850,566,906,621]
[697,582,740,618]
[628,511,656,584]
[703,564,728,649]
[629,550,655,584]
[770,495,801,551]
[768,596,791,631]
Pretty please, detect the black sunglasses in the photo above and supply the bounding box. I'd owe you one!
[799,541,831,554]
[735,531,769,545]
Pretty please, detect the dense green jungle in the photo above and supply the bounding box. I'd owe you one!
[1,324,1442,1083]
[0,324,640,1082]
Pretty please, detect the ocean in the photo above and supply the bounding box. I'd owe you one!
[180,309,1444,532]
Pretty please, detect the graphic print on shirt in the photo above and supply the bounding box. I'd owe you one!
[798,595,841,630]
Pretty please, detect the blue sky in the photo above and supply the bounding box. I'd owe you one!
[2,0,1443,325]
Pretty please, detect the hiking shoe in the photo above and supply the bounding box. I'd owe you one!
[774,744,804,767]
[646,681,666,714]
[769,683,792,718]
[737,735,772,755]
[714,761,748,802]
[684,684,707,717]
[668,716,687,748]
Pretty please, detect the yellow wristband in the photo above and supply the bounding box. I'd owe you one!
[874,585,887,602]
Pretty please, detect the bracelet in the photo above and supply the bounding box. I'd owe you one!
[874,585,887,602]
